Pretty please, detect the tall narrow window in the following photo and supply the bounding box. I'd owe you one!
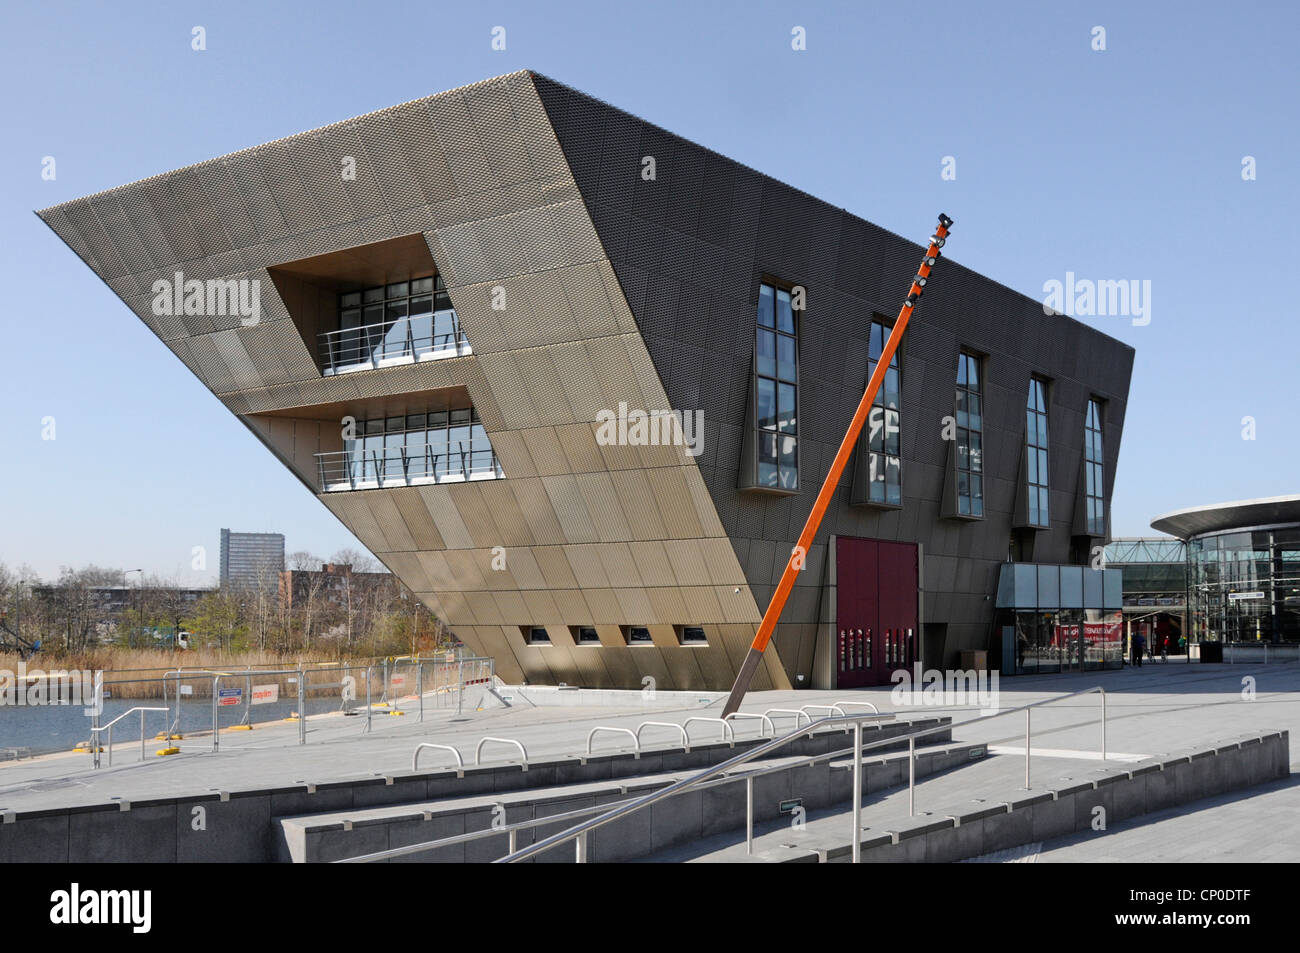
[754,282,798,490]
[1026,378,1050,526]
[955,353,983,516]
[867,321,902,504]
[1085,399,1105,534]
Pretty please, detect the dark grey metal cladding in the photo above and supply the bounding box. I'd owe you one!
[534,75,1135,669]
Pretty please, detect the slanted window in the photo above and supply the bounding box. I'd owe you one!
[754,282,798,490]
[625,626,653,646]
[955,353,984,517]
[679,626,708,645]
[1085,399,1105,535]
[525,626,551,645]
[1026,378,1050,527]
[866,320,902,505]
[573,626,601,646]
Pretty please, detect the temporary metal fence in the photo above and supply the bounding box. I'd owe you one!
[75,656,494,768]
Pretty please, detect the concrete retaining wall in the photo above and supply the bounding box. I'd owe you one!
[763,730,1290,864]
[278,736,981,863]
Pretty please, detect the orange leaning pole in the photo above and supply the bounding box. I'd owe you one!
[721,213,954,718]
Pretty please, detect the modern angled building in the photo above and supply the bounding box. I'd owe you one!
[219,528,286,590]
[39,71,1133,690]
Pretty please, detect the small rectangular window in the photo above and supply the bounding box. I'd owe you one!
[626,626,653,645]
[574,626,601,645]
[525,626,550,645]
[680,626,708,645]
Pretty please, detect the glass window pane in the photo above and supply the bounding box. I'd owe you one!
[409,295,432,354]
[757,377,777,431]
[1028,449,1038,484]
[967,357,979,391]
[884,409,900,456]
[386,281,409,299]
[757,329,776,378]
[758,432,778,487]
[779,442,797,489]
[777,335,797,382]
[969,432,982,471]
[884,366,900,408]
[776,289,794,333]
[363,287,384,304]
[956,355,967,387]
[778,382,797,433]
[870,322,884,361]
[757,284,775,328]
[411,277,433,294]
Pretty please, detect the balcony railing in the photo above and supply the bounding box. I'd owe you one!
[316,444,502,493]
[319,310,470,376]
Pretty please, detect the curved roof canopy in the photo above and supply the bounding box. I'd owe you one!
[1150,494,1300,539]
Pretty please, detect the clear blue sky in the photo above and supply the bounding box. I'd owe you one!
[3,0,1296,584]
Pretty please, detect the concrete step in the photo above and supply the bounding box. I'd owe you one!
[275,736,986,862]
[646,730,1289,863]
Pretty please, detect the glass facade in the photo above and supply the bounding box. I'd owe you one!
[1189,527,1300,643]
[1026,378,1049,526]
[865,320,902,505]
[322,275,469,375]
[1085,399,1105,535]
[955,352,983,516]
[995,564,1124,673]
[754,282,798,490]
[317,409,502,491]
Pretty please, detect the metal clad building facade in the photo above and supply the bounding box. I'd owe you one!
[39,71,1134,690]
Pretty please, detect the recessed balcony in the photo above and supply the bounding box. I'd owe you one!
[314,407,503,493]
[319,306,471,376]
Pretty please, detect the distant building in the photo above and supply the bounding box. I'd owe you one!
[219,529,285,590]
[1104,538,1188,656]
[279,563,396,609]
[1152,495,1300,644]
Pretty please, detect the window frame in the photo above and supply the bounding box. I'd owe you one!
[954,351,985,518]
[751,278,801,493]
[1085,398,1106,535]
[865,318,903,507]
[1026,376,1051,528]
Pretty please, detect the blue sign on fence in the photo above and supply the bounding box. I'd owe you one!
[218,688,243,707]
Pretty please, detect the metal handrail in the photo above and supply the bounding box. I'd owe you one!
[315,443,501,492]
[586,727,640,757]
[90,706,169,767]
[475,737,528,769]
[724,711,775,737]
[683,716,733,745]
[318,309,470,375]
[340,719,907,864]
[413,743,464,773]
[834,700,881,715]
[763,708,811,729]
[635,721,691,749]
[499,685,1108,863]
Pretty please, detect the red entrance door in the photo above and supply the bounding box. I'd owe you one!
[835,536,919,688]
